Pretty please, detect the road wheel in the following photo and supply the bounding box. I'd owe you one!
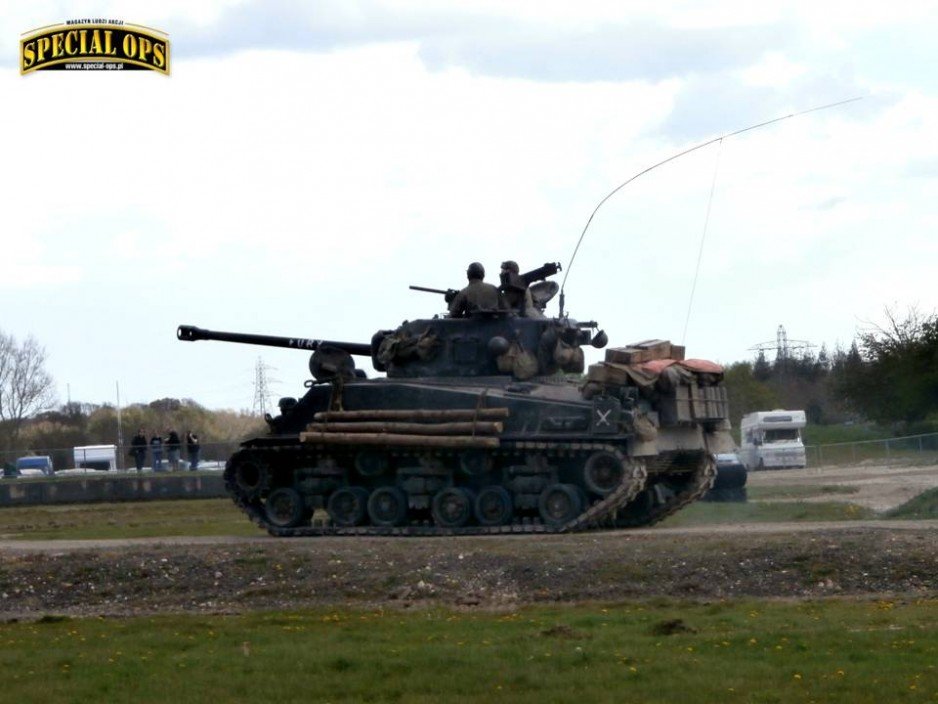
[367,486,408,527]
[583,450,624,495]
[229,455,269,500]
[432,487,476,528]
[538,483,583,527]
[327,486,369,526]
[264,487,308,528]
[474,485,514,526]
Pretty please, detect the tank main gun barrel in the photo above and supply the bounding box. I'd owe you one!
[177,325,373,357]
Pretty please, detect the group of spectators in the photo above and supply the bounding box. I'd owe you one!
[129,428,200,472]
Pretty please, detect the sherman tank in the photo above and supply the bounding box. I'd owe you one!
[177,263,733,536]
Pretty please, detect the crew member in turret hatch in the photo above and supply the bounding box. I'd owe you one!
[447,262,502,318]
[499,260,543,318]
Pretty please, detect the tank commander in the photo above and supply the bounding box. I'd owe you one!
[499,260,543,318]
[448,262,502,318]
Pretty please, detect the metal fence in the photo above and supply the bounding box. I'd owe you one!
[1,441,244,475]
[4,432,938,476]
[805,432,938,468]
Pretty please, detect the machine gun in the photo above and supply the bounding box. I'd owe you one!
[408,285,459,303]
[520,262,561,286]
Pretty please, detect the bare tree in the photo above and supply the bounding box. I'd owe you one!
[0,330,57,451]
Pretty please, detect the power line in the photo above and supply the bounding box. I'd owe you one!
[252,357,277,416]
[749,325,815,361]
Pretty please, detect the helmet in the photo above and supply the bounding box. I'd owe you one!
[466,262,485,280]
[500,260,519,274]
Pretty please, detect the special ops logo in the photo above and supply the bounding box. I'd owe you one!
[20,20,170,74]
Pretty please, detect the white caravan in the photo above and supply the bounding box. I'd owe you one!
[739,410,807,470]
[73,444,118,471]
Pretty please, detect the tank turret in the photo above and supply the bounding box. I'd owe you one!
[177,265,733,537]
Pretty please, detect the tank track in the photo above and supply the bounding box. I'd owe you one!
[611,453,717,529]
[224,441,652,537]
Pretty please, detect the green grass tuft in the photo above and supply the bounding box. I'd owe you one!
[884,487,938,520]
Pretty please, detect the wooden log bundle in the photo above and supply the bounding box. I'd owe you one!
[297,432,500,448]
[301,407,509,448]
[313,408,509,422]
[306,421,503,435]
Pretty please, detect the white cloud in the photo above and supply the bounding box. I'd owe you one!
[0,1,935,408]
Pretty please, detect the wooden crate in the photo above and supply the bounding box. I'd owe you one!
[605,339,685,364]
[660,384,728,425]
[586,362,630,385]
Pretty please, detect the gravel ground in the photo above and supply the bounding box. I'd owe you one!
[747,461,938,511]
[1,462,935,619]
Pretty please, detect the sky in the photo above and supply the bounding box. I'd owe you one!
[2,1,937,412]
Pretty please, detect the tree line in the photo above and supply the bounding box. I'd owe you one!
[0,329,265,467]
[722,308,938,435]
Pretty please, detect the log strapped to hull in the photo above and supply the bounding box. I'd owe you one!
[300,407,505,450]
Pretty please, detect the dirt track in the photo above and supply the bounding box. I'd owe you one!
[747,461,938,511]
[0,462,935,618]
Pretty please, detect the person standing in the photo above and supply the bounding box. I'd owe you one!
[150,431,164,472]
[186,430,200,471]
[130,428,148,471]
[166,428,181,471]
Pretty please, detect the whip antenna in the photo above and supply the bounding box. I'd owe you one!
[558,96,863,316]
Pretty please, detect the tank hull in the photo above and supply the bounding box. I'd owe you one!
[225,374,732,536]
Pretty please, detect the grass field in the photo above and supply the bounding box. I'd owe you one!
[1,490,934,702]
[658,498,875,526]
[0,494,884,540]
[1,601,934,703]
[0,498,257,540]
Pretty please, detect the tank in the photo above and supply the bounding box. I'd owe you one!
[177,269,733,536]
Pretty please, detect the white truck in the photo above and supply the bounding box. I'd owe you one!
[739,410,807,470]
